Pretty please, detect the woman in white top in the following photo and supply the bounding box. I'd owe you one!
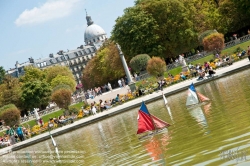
[91,103,97,115]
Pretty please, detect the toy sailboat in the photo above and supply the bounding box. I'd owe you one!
[137,102,170,139]
[186,83,210,108]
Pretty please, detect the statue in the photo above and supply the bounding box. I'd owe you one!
[179,54,188,72]
[179,54,187,67]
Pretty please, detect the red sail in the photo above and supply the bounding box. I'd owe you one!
[151,115,170,129]
[137,111,155,134]
[197,92,210,102]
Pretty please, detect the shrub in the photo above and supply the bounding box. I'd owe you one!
[203,33,225,54]
[146,57,166,78]
[68,107,78,115]
[130,54,151,73]
[234,47,243,54]
[51,89,72,110]
[0,104,20,126]
[198,30,218,44]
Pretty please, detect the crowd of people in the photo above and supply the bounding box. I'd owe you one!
[1,124,30,147]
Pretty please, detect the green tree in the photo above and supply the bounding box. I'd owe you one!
[45,66,74,84]
[146,57,166,78]
[0,75,22,108]
[0,104,20,126]
[82,41,124,89]
[111,5,160,59]
[51,75,76,92]
[198,30,218,44]
[19,66,46,83]
[0,66,5,84]
[21,81,52,110]
[112,0,198,59]
[217,0,249,34]
[129,54,151,73]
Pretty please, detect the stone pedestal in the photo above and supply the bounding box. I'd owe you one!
[128,82,136,92]
[182,66,189,72]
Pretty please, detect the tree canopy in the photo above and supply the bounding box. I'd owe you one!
[82,41,124,89]
[51,75,76,92]
[112,0,198,59]
[45,66,74,84]
[21,80,52,110]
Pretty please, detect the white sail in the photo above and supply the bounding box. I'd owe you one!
[186,83,199,106]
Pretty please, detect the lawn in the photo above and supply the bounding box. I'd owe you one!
[0,102,85,135]
[170,40,250,75]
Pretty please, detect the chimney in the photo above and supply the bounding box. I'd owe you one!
[49,53,54,58]
[57,50,63,55]
[29,57,34,63]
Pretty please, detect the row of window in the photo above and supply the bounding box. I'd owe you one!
[86,35,107,43]
[71,65,86,72]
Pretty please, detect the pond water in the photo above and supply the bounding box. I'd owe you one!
[2,69,250,166]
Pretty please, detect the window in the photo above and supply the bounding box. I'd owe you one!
[61,56,65,61]
[83,50,87,55]
[50,59,54,64]
[74,52,78,57]
[37,63,40,68]
[43,62,47,66]
[65,54,69,60]
[93,39,95,42]
[79,51,82,56]
[41,63,44,67]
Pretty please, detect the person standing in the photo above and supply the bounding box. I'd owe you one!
[108,82,112,91]
[121,78,125,87]
[91,103,97,115]
[15,124,25,141]
[247,46,250,61]
[118,79,122,88]
[6,126,16,145]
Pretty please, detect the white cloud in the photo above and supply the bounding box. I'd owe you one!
[15,0,80,26]
[66,25,84,33]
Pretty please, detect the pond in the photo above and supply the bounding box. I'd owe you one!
[2,69,250,166]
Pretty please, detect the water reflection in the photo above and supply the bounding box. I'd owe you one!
[189,106,208,129]
[141,132,171,165]
[3,69,250,165]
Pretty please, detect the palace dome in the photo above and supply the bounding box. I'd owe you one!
[84,13,107,45]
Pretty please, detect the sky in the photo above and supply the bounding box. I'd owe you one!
[0,0,135,70]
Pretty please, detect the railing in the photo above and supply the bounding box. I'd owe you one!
[133,34,250,80]
[166,34,250,70]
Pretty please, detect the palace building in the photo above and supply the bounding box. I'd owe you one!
[7,12,107,85]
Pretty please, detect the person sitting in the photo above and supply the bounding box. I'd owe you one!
[115,94,122,104]
[208,67,216,77]
[104,100,112,109]
[180,72,187,80]
[58,115,73,124]
[99,99,106,112]
[1,134,11,147]
[111,99,117,105]
[197,66,205,80]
